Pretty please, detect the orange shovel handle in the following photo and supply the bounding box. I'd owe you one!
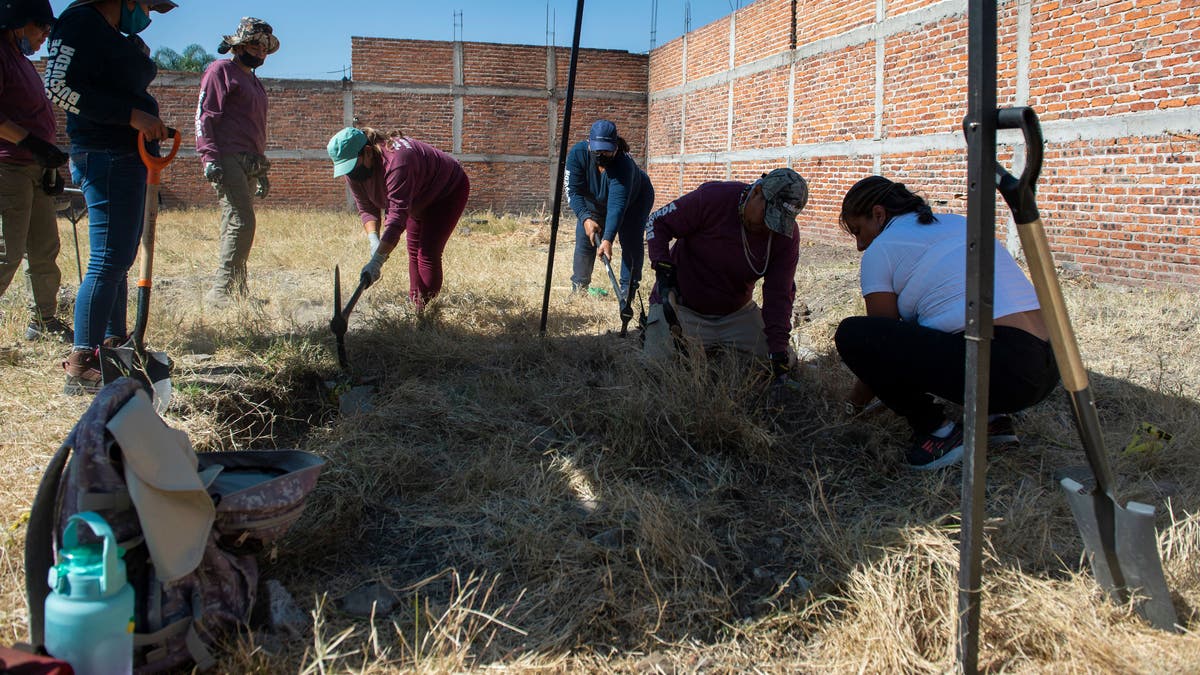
[138,129,181,185]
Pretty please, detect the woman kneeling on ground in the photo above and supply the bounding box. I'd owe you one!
[326,126,470,311]
[834,175,1059,471]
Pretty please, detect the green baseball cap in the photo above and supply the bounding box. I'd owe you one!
[327,127,368,177]
[760,168,809,238]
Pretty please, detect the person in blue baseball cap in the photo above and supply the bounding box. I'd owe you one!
[327,125,470,311]
[565,119,655,310]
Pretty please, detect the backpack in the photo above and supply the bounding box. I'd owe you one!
[26,377,325,672]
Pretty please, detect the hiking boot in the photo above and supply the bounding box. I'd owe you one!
[25,315,74,343]
[906,422,965,471]
[63,348,103,396]
[988,415,1021,448]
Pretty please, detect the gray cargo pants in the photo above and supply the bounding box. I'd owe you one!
[210,152,268,296]
[0,162,62,319]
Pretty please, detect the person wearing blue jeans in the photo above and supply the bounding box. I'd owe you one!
[45,0,176,394]
[566,120,654,309]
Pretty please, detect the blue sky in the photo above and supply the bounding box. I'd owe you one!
[47,1,744,79]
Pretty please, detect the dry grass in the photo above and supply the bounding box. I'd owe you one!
[1,206,1197,672]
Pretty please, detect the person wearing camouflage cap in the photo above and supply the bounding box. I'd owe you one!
[0,0,74,344]
[644,168,808,378]
[197,17,279,303]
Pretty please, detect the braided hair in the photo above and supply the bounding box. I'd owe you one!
[839,176,936,234]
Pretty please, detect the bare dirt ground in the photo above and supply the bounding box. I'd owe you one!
[1,207,1197,672]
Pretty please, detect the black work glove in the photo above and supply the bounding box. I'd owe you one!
[653,261,676,295]
[769,351,790,380]
[41,169,65,196]
[18,134,68,169]
[204,161,224,186]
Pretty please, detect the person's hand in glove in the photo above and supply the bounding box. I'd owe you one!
[769,351,790,382]
[361,249,389,287]
[653,261,677,297]
[18,134,68,168]
[203,161,223,186]
[41,169,65,196]
[255,174,269,198]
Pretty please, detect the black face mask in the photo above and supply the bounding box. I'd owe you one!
[237,53,264,69]
[346,163,373,182]
[591,151,615,168]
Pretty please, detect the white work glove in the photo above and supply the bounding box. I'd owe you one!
[361,250,388,286]
[367,231,381,255]
[203,161,223,186]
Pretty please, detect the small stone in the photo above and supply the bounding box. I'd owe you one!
[339,582,397,618]
[255,580,310,638]
[339,386,376,415]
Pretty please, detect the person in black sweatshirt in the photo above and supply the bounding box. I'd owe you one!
[44,0,176,395]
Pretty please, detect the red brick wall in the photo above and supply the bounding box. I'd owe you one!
[83,38,647,214]
[647,0,1200,288]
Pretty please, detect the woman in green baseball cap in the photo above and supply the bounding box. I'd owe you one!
[327,126,470,311]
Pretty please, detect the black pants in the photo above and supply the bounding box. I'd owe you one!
[835,316,1060,435]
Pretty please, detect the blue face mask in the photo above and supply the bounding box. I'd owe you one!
[17,36,35,56]
[119,2,152,35]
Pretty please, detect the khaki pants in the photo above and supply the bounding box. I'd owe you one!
[0,162,62,319]
[643,299,769,360]
[211,153,264,295]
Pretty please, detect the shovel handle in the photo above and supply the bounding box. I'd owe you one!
[995,106,1116,494]
[138,128,181,185]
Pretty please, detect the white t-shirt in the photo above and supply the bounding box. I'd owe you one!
[859,212,1040,333]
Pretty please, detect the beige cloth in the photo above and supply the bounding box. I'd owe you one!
[643,299,769,359]
[106,390,214,581]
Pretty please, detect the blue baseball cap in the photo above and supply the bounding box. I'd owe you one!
[327,127,368,177]
[587,120,618,152]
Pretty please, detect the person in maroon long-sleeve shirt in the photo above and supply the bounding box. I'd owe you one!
[327,126,470,311]
[0,0,73,342]
[196,17,278,303]
[644,168,808,379]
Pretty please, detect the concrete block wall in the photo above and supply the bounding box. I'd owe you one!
[647,0,1200,287]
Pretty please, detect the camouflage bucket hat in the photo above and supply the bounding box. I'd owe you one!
[760,167,809,238]
[219,16,279,55]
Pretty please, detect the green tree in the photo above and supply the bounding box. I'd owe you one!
[153,43,217,72]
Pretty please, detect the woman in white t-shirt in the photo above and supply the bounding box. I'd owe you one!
[834,176,1059,470]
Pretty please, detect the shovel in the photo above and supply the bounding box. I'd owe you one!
[100,129,181,413]
[995,106,1177,631]
[592,233,635,336]
[330,265,371,370]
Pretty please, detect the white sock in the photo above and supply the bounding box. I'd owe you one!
[930,421,956,438]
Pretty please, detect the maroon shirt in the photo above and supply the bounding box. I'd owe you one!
[646,181,800,353]
[194,58,267,166]
[0,38,57,164]
[347,137,466,245]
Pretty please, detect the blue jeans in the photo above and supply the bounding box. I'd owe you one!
[571,191,654,305]
[70,149,147,350]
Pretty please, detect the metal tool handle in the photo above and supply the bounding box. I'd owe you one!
[995,106,1116,497]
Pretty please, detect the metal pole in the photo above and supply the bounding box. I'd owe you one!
[958,0,997,672]
[538,0,586,334]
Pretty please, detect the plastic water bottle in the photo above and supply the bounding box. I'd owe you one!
[44,512,135,675]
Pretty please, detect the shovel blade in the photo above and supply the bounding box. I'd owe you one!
[1060,477,1178,631]
[100,346,172,414]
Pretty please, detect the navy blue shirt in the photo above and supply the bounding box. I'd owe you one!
[44,4,159,151]
[565,140,652,242]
